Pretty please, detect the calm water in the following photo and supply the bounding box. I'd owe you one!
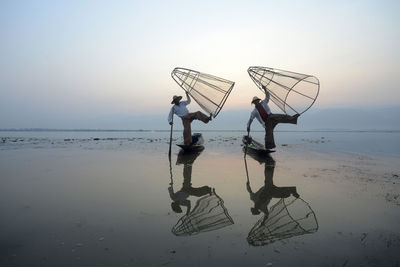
[2,130,400,157]
[0,131,399,266]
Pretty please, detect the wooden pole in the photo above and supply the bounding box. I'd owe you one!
[244,129,250,157]
[244,154,250,184]
[168,115,174,159]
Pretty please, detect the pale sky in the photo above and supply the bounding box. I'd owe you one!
[0,0,399,127]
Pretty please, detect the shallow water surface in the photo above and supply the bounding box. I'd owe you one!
[0,132,399,266]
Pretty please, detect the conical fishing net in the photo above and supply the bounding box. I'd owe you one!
[247,196,318,246]
[248,66,319,115]
[172,190,234,236]
[171,68,235,118]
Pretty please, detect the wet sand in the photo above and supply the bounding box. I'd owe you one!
[0,132,399,266]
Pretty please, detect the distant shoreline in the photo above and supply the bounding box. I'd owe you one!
[1,129,400,133]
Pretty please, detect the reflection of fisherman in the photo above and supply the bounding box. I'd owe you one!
[168,150,211,214]
[247,85,300,149]
[168,92,212,145]
[246,155,299,216]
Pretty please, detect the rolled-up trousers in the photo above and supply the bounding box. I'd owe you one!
[181,111,210,145]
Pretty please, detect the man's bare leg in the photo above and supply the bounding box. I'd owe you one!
[182,111,212,145]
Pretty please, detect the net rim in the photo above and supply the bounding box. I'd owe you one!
[247,66,320,115]
[247,197,319,246]
[282,197,319,234]
[171,189,234,236]
[171,67,235,118]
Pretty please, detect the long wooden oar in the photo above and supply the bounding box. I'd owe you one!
[169,149,173,186]
[168,115,174,159]
[244,154,250,184]
[244,129,250,157]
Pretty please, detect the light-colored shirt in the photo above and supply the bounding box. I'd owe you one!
[247,91,271,129]
[168,94,191,123]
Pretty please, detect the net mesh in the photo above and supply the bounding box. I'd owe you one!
[172,190,234,236]
[247,196,318,246]
[171,68,235,118]
[248,66,320,115]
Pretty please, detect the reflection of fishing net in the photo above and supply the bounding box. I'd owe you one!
[248,66,319,115]
[247,196,318,246]
[171,68,235,118]
[172,191,234,236]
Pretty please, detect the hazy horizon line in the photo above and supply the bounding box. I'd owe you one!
[1,128,400,133]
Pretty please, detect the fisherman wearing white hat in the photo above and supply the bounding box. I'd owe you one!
[247,85,299,149]
[168,92,212,145]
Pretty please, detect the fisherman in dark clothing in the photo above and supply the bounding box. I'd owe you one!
[246,155,299,216]
[247,85,299,149]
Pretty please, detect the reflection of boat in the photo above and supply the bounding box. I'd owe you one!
[243,135,275,154]
[244,153,318,246]
[175,143,204,164]
[168,148,234,236]
[176,133,205,152]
